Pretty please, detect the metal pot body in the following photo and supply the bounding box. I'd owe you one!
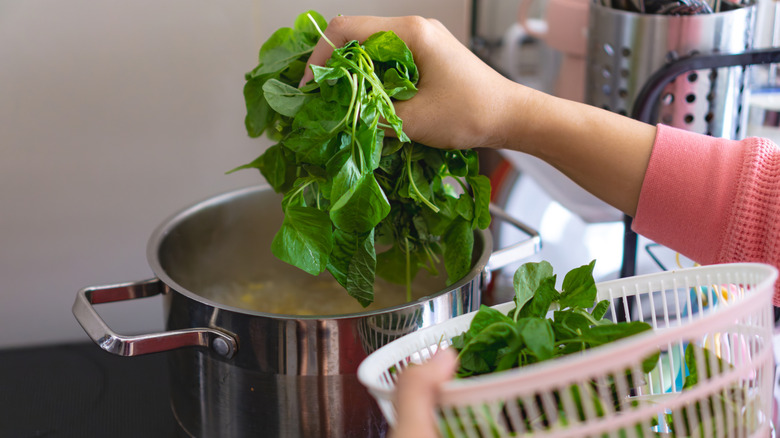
[162,276,483,438]
[73,185,540,438]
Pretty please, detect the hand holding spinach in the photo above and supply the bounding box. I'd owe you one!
[232,11,491,307]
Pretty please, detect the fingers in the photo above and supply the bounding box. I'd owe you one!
[300,15,397,86]
[299,15,438,87]
[389,348,458,438]
[295,14,514,151]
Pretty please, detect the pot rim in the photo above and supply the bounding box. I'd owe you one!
[146,184,493,321]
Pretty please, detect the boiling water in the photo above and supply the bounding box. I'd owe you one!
[204,274,443,316]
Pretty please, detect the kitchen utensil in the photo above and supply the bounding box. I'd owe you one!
[72,184,540,437]
[586,2,757,139]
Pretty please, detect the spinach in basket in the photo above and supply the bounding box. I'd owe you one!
[231,11,491,307]
[444,261,762,437]
[442,260,661,437]
[452,260,658,377]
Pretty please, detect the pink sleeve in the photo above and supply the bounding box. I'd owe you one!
[633,124,780,305]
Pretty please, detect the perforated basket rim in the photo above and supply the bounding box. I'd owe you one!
[357,262,778,409]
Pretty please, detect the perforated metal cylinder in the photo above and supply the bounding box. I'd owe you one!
[585,3,757,139]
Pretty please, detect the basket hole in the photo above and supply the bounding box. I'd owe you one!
[685,94,696,103]
[662,114,673,124]
[622,47,631,57]
[662,93,674,105]
[618,89,628,98]
[618,109,627,116]
[684,114,695,124]
[687,72,698,83]
[603,104,612,111]
[621,69,630,78]
[706,92,715,102]
[705,112,714,122]
[665,51,679,64]
[689,49,700,57]
[706,130,713,136]
[709,70,718,80]
[736,125,741,135]
[603,43,614,56]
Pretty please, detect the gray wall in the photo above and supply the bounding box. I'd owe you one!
[0,0,470,348]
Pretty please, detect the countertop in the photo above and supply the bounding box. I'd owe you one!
[0,342,177,437]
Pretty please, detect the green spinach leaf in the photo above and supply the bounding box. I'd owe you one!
[263,79,315,117]
[330,173,391,234]
[443,218,473,286]
[327,229,376,307]
[512,261,554,313]
[271,206,333,276]
[559,259,597,310]
[453,260,658,381]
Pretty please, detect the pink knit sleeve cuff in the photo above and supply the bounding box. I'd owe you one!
[632,125,746,265]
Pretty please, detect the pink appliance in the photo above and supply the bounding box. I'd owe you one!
[517,0,590,102]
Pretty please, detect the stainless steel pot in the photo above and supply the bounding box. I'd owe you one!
[72,185,539,437]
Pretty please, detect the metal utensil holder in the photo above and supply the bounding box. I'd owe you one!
[586,2,757,139]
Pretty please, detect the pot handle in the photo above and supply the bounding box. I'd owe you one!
[72,279,237,359]
[485,203,542,273]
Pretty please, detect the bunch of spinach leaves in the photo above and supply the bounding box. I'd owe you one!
[441,260,660,436]
[452,260,658,377]
[232,11,491,307]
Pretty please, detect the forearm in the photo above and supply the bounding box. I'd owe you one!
[495,87,657,216]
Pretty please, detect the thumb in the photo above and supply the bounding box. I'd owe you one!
[390,348,458,438]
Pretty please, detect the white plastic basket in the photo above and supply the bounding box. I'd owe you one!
[358,263,779,437]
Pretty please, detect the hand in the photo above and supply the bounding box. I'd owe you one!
[389,348,458,438]
[301,15,656,216]
[301,16,525,151]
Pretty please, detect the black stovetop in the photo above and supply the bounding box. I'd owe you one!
[0,342,177,437]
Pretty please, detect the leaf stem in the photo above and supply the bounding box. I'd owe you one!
[333,67,358,135]
[352,73,364,172]
[307,13,336,49]
[571,308,611,327]
[330,52,393,111]
[422,243,440,276]
[404,237,412,302]
[406,145,439,212]
[423,241,440,265]
[286,178,315,208]
[356,47,375,75]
